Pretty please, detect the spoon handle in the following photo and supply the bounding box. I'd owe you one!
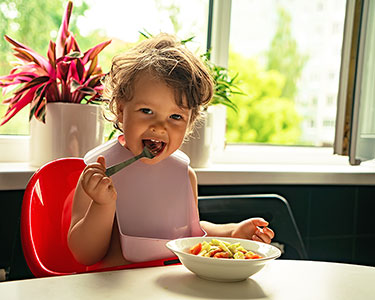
[105,153,143,177]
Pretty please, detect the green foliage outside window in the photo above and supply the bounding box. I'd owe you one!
[226,7,308,145]
[226,53,301,144]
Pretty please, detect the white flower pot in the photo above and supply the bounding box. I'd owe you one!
[180,105,226,168]
[30,102,105,167]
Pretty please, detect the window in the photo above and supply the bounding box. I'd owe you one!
[327,95,336,106]
[335,0,375,165]
[323,119,335,128]
[1,0,372,168]
[223,0,346,147]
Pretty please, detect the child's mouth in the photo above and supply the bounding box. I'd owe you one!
[142,139,166,157]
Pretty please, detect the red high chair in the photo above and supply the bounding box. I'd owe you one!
[21,157,179,278]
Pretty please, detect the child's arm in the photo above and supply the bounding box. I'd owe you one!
[188,167,274,244]
[200,218,274,243]
[67,156,117,265]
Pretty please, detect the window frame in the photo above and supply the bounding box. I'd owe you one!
[0,0,369,169]
[334,0,375,165]
[208,0,356,167]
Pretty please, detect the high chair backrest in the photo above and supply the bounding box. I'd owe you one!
[21,158,88,277]
[20,157,180,278]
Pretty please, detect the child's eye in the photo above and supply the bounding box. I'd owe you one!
[140,108,152,114]
[170,114,183,120]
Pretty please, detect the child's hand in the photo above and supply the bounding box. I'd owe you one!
[231,218,274,244]
[81,156,117,206]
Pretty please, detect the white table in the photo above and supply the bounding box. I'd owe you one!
[1,260,374,300]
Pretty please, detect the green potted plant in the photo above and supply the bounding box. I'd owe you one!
[201,51,240,113]
[0,1,111,166]
[180,50,243,168]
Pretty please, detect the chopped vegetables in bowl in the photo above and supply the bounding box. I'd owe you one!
[189,238,263,259]
[166,237,281,282]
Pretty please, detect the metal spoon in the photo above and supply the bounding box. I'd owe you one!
[105,146,155,177]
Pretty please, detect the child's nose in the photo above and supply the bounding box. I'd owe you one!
[150,121,166,134]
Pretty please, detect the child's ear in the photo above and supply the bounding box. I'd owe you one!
[116,101,124,121]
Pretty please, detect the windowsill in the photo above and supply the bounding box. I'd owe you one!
[195,162,375,185]
[1,141,375,190]
[1,158,375,191]
[0,162,36,191]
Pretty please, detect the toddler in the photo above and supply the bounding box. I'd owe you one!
[67,34,274,268]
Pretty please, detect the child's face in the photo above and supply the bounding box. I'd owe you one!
[117,73,192,164]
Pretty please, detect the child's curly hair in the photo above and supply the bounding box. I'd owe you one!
[103,33,214,133]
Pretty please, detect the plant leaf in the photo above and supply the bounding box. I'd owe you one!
[30,83,49,122]
[4,35,53,74]
[81,40,111,65]
[181,36,195,44]
[86,74,102,88]
[14,76,50,95]
[0,86,38,126]
[75,58,84,81]
[4,35,34,53]
[66,51,83,58]
[77,86,96,95]
[60,81,71,102]
[56,1,73,58]
[86,55,98,79]
[68,60,80,82]
[0,72,36,87]
[47,41,56,69]
[65,35,81,55]
[56,60,70,81]
[139,30,153,39]
[70,79,81,93]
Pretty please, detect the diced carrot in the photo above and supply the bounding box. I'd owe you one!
[208,248,222,257]
[214,252,231,259]
[245,252,262,259]
[189,243,202,255]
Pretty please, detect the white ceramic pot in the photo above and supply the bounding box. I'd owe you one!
[180,105,226,168]
[30,102,105,167]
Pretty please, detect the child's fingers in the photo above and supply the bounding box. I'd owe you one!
[82,157,107,176]
[252,235,263,242]
[84,173,114,197]
[255,228,272,244]
[263,227,275,239]
[82,164,108,192]
[82,158,108,181]
[84,165,105,175]
[91,176,117,204]
[251,217,269,227]
[84,173,105,192]
[82,167,104,185]
[96,155,107,169]
[83,164,106,177]
[96,176,114,192]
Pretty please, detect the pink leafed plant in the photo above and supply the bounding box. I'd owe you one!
[0,1,111,126]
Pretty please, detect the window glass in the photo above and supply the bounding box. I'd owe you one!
[226,0,346,146]
[0,104,29,135]
[0,0,209,136]
[351,0,375,163]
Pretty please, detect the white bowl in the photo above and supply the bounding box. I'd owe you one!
[166,236,281,282]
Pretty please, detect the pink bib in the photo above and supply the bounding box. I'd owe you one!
[84,136,205,262]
